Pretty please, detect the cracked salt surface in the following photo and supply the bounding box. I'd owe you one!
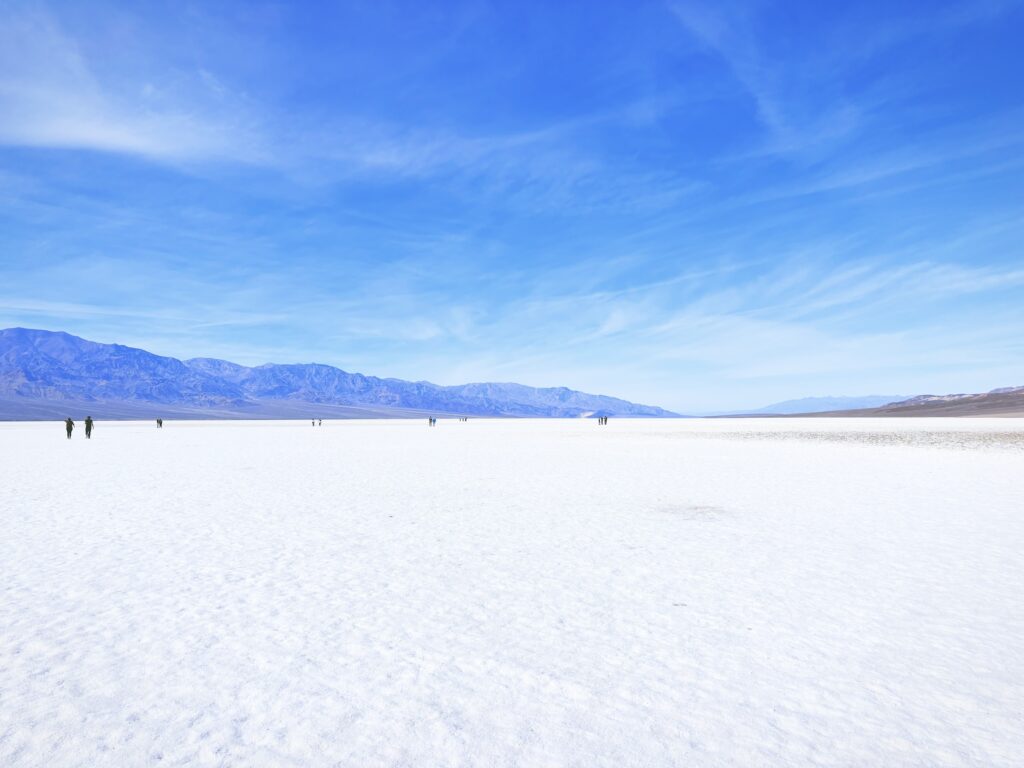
[1,418,1022,766]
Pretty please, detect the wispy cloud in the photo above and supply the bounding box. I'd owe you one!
[0,7,267,163]
[0,3,701,217]
[668,0,1023,159]
[668,1,863,154]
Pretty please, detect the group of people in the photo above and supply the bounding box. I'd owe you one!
[64,416,94,439]
[59,414,617,436]
[64,416,169,437]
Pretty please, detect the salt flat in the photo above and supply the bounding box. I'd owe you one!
[1,418,1022,767]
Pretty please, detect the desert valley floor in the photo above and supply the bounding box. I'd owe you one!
[1,418,1022,766]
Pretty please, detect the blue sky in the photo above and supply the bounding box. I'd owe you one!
[1,0,1022,412]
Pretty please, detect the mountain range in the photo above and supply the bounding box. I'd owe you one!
[0,328,678,419]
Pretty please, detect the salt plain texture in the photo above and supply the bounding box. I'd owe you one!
[1,418,1022,767]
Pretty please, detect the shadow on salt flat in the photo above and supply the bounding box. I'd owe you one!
[658,504,729,520]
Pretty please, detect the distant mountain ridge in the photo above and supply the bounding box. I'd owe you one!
[728,394,908,415]
[0,328,678,419]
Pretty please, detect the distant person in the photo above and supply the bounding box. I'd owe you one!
[65,417,74,439]
[312,419,315,427]
[156,418,163,428]
[84,416,94,439]
[318,419,322,426]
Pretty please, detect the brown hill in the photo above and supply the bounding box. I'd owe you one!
[811,387,1024,417]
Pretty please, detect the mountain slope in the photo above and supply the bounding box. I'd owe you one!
[815,387,1024,417]
[0,328,247,405]
[0,328,678,419]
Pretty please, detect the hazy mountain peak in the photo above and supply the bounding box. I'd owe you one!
[737,395,909,415]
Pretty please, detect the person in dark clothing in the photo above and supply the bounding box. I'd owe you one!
[156,418,163,428]
[84,416,94,439]
[65,417,74,439]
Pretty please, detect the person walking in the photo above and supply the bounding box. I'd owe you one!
[84,416,94,439]
[65,417,74,439]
